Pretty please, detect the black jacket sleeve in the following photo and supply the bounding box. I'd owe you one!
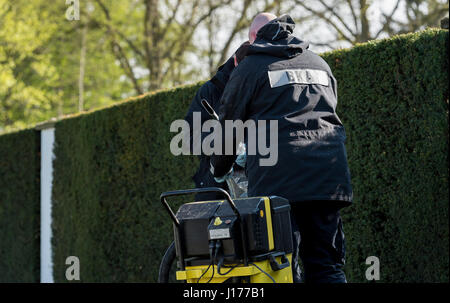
[211,60,260,177]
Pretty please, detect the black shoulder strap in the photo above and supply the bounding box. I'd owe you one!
[210,76,225,92]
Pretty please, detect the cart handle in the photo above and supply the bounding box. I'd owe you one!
[159,187,240,227]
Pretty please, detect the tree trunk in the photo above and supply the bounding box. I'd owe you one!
[78,23,87,112]
[359,0,371,42]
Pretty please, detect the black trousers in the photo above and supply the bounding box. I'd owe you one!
[290,202,347,283]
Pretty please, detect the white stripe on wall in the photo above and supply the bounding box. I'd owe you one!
[40,127,55,283]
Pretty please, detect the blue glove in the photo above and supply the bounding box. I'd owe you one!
[235,153,246,167]
[235,143,246,167]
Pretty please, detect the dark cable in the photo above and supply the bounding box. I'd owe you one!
[217,247,239,276]
[205,241,220,283]
[218,261,239,276]
[197,240,216,283]
[197,263,212,283]
[250,262,276,283]
[205,263,215,283]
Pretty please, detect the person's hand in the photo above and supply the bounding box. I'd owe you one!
[235,142,246,167]
[214,167,233,183]
[235,154,246,168]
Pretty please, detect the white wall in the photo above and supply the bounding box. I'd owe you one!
[40,127,55,283]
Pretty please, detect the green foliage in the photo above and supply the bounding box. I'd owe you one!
[51,85,201,282]
[0,29,447,282]
[0,128,40,282]
[0,0,60,131]
[0,0,132,133]
[321,28,449,282]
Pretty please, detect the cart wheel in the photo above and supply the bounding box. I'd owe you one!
[158,241,177,283]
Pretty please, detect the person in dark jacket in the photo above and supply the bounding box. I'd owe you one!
[211,14,353,283]
[184,42,249,201]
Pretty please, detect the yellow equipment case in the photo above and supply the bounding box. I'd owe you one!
[160,187,293,283]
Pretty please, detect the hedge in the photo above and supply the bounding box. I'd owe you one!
[51,87,201,282]
[0,129,40,282]
[0,28,448,282]
[321,29,449,282]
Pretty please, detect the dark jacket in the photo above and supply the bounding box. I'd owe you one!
[212,15,353,205]
[184,57,235,201]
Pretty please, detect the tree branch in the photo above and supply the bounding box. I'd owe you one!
[374,0,401,39]
[317,0,357,37]
[294,0,355,43]
[217,0,253,66]
[160,0,182,40]
[94,0,143,94]
[345,0,359,33]
[162,0,232,64]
